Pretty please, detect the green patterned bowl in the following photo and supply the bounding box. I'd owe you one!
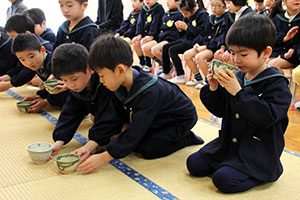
[55,153,80,174]
[211,59,238,78]
[44,79,60,94]
[27,142,52,164]
[16,101,32,113]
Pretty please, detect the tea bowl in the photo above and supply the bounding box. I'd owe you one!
[211,59,238,79]
[55,153,80,174]
[16,101,32,113]
[27,142,52,164]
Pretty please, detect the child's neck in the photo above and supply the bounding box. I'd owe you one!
[123,67,133,92]
[246,62,267,80]
[287,9,299,17]
[215,11,225,18]
[69,15,85,28]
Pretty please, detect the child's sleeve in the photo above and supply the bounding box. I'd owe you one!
[115,13,131,35]
[200,84,227,118]
[52,94,88,144]
[10,67,36,87]
[135,9,145,35]
[88,99,124,146]
[187,12,208,39]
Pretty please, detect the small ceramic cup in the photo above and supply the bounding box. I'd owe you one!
[55,153,80,174]
[27,142,53,164]
[44,79,60,94]
[16,101,32,113]
[211,59,238,79]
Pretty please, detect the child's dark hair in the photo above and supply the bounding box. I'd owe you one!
[228,0,247,7]
[23,8,46,25]
[52,43,89,78]
[254,0,264,2]
[76,0,88,4]
[89,35,133,71]
[11,33,42,54]
[226,14,276,55]
[4,14,35,33]
[179,0,198,12]
[269,0,284,19]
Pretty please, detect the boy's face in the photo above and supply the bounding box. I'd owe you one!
[210,0,226,17]
[144,0,157,8]
[95,67,124,92]
[166,0,179,10]
[254,2,265,12]
[59,0,87,22]
[229,46,269,74]
[284,0,300,13]
[132,0,144,10]
[15,47,46,71]
[6,31,19,39]
[225,0,241,13]
[60,68,92,93]
[179,9,194,18]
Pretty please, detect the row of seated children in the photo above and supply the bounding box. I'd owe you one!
[53,14,290,193]
[0,0,100,112]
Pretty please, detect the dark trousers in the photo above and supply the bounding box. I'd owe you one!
[134,131,197,159]
[186,151,263,193]
[162,41,189,75]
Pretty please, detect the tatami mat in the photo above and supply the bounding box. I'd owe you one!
[0,85,299,200]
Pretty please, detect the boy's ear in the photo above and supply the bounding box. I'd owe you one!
[25,30,32,34]
[87,66,94,75]
[41,46,46,54]
[41,21,46,28]
[262,46,272,59]
[82,2,88,10]
[116,64,127,76]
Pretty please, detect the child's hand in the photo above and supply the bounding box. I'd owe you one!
[214,48,225,61]
[0,75,11,82]
[283,26,298,42]
[284,48,295,59]
[141,35,154,45]
[0,81,11,92]
[207,66,218,91]
[216,69,241,96]
[29,97,49,112]
[72,146,91,163]
[53,81,68,94]
[51,141,64,157]
[222,50,231,62]
[77,151,113,175]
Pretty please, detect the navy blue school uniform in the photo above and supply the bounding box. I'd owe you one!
[199,67,291,182]
[256,8,268,16]
[53,73,122,146]
[0,31,19,76]
[115,9,140,39]
[271,12,300,66]
[218,7,254,48]
[193,12,226,53]
[107,66,200,159]
[40,28,56,45]
[157,8,183,42]
[9,35,54,87]
[55,16,99,51]
[178,8,209,48]
[136,3,165,40]
[97,0,124,34]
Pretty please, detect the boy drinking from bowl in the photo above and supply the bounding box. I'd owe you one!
[186,14,292,193]
[11,33,69,112]
[50,43,123,159]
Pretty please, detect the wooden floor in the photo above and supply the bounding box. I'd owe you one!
[179,82,300,155]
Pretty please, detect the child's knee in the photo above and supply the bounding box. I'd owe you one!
[186,152,210,177]
[212,169,236,193]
